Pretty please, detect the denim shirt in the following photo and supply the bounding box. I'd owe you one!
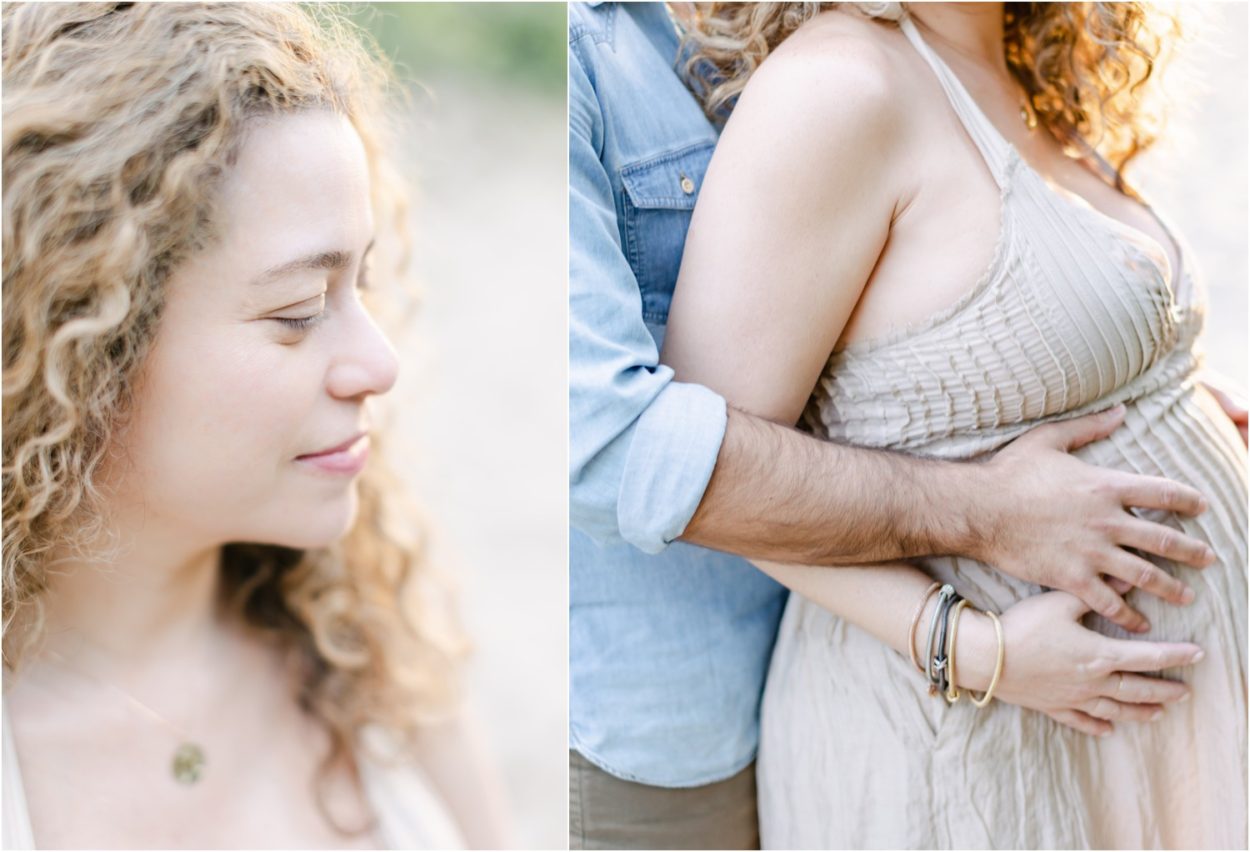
[569,1,787,787]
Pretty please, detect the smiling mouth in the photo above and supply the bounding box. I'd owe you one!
[294,433,370,476]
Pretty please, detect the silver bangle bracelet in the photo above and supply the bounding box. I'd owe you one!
[923,584,955,686]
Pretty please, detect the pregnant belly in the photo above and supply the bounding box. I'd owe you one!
[922,379,1247,650]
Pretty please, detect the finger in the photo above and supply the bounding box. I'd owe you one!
[1101,550,1194,606]
[1082,697,1164,723]
[1117,474,1207,517]
[1100,673,1191,705]
[1048,709,1112,737]
[1105,637,1204,672]
[1080,577,1150,633]
[1114,518,1214,569]
[1106,576,1132,594]
[1030,406,1125,451]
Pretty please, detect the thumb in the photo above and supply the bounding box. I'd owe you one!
[1030,405,1125,452]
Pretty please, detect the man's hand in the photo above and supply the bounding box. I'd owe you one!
[1202,374,1248,447]
[971,405,1214,633]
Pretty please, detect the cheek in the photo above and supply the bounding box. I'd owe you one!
[118,325,323,523]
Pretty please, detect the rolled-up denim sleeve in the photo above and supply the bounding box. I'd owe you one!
[568,47,727,554]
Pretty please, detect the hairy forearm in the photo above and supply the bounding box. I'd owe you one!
[681,406,988,565]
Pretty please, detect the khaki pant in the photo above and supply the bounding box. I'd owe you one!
[568,749,760,850]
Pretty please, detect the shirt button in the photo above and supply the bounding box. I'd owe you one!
[680,175,695,195]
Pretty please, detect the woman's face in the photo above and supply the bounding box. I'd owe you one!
[104,110,399,550]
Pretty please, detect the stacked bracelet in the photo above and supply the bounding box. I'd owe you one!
[907,582,942,673]
[907,583,1006,708]
[969,610,1005,708]
[932,590,961,696]
[944,599,971,704]
[923,584,956,695]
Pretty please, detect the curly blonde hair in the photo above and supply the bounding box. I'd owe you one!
[682,2,1183,189]
[2,0,464,832]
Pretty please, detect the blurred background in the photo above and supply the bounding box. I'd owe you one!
[340,4,566,848]
[1135,2,1247,389]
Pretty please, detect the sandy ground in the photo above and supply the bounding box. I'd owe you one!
[382,79,566,848]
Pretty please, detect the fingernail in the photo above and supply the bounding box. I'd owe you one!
[1180,692,1191,702]
[1205,548,1216,564]
[1138,621,1151,633]
[1150,709,1163,721]
[1193,650,1205,663]
[1181,587,1195,605]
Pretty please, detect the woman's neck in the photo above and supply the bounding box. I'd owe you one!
[906,2,1007,74]
[34,512,226,679]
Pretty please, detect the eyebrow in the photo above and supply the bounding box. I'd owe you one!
[250,239,376,287]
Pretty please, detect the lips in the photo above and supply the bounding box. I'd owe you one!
[295,431,370,476]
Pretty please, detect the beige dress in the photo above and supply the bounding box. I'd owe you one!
[757,11,1248,850]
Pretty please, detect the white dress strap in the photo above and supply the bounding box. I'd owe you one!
[896,9,1016,187]
[3,709,37,849]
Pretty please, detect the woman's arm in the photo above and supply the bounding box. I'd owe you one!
[757,558,1200,735]
[661,27,1202,731]
[663,32,902,425]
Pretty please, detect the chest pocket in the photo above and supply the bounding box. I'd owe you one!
[619,141,715,325]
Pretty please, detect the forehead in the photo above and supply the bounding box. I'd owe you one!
[213,110,374,267]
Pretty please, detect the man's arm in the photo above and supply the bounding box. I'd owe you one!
[683,403,1213,630]
[567,44,727,553]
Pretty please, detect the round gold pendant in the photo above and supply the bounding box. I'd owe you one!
[172,742,206,785]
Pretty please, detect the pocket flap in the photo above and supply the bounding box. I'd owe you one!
[620,142,715,210]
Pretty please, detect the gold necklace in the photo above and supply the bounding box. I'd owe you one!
[906,7,1038,133]
[45,650,207,785]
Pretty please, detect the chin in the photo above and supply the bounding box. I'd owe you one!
[258,484,361,550]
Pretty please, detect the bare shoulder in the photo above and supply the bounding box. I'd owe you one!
[737,9,912,138]
[713,8,914,221]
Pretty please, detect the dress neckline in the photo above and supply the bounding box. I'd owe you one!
[895,8,1185,300]
[0,709,460,850]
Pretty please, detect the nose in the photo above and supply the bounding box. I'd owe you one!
[325,303,400,400]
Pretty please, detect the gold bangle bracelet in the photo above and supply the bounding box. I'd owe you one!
[944,599,971,703]
[970,610,1005,709]
[907,582,943,673]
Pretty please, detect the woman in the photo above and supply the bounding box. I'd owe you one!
[662,2,1246,847]
[2,4,506,847]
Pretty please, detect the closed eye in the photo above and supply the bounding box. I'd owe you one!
[272,314,325,332]
[270,291,326,332]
